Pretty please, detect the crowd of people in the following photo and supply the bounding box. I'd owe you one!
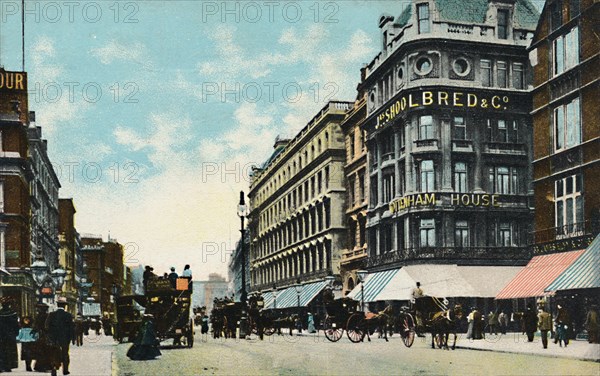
[143,264,193,292]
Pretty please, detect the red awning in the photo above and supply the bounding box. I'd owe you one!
[496,249,585,299]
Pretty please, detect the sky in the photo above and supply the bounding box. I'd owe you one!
[0,0,545,280]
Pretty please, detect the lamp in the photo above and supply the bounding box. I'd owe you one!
[51,268,66,291]
[356,270,368,313]
[294,279,303,334]
[272,284,278,309]
[237,191,248,306]
[30,258,49,287]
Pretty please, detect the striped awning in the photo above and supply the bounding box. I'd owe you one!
[546,235,600,292]
[496,249,585,299]
[275,280,329,309]
[271,286,296,309]
[347,269,399,303]
[262,291,275,309]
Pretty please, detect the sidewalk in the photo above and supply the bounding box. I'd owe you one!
[10,333,115,376]
[453,332,600,362]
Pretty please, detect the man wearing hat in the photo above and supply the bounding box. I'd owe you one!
[45,298,74,376]
[0,296,19,372]
[168,267,178,289]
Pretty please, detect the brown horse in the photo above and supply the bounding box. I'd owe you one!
[430,304,463,350]
[363,305,393,342]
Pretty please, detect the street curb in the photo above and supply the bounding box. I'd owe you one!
[111,342,119,376]
[454,345,600,363]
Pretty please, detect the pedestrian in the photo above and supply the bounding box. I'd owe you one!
[142,266,155,293]
[73,315,84,346]
[16,316,37,371]
[537,306,552,349]
[554,304,570,347]
[181,264,193,291]
[201,315,209,335]
[584,304,599,344]
[126,314,161,361]
[498,311,508,334]
[45,298,74,376]
[32,303,53,372]
[307,312,316,333]
[0,297,19,372]
[473,308,484,339]
[524,304,537,342]
[488,310,498,335]
[168,267,179,289]
[466,307,475,339]
[101,313,113,336]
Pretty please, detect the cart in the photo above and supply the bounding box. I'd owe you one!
[145,278,195,348]
[114,295,146,343]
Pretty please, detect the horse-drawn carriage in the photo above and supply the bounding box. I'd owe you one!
[144,278,195,347]
[411,296,463,350]
[210,298,245,338]
[322,297,359,342]
[114,295,146,343]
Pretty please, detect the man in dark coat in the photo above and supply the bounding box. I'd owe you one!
[0,297,19,372]
[168,267,178,289]
[46,300,74,376]
[524,304,538,342]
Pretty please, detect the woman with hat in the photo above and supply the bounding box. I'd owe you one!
[126,314,161,361]
[32,303,52,372]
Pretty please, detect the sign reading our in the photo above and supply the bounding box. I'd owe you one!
[0,70,26,91]
[376,90,511,129]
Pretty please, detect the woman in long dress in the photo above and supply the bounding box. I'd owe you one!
[127,314,161,360]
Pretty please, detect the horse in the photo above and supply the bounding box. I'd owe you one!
[363,305,393,342]
[430,304,463,350]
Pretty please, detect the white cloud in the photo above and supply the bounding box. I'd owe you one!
[91,40,152,69]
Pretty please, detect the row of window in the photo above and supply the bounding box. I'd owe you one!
[259,167,330,231]
[371,161,523,204]
[255,131,330,206]
[252,242,331,286]
[256,201,331,259]
[373,218,525,252]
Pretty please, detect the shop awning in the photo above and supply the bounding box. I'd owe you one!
[271,286,296,309]
[496,249,585,299]
[275,280,329,309]
[347,268,399,302]
[546,235,600,292]
[262,291,275,309]
[458,266,524,298]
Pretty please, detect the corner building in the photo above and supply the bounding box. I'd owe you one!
[248,101,352,292]
[362,0,538,271]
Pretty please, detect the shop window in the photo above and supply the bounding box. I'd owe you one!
[555,174,583,236]
[554,97,581,151]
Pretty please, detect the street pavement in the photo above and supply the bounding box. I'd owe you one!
[10,332,113,376]
[453,331,600,362]
[113,330,599,376]
[7,330,598,375]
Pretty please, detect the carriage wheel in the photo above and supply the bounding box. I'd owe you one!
[323,317,343,342]
[346,313,365,343]
[402,314,416,348]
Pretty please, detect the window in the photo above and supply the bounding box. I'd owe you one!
[370,177,378,206]
[455,220,470,247]
[550,1,562,32]
[415,57,433,75]
[317,171,322,194]
[420,219,436,247]
[513,63,524,89]
[383,173,395,203]
[497,9,509,39]
[497,61,508,88]
[498,222,512,246]
[553,27,579,76]
[489,166,518,194]
[419,115,434,139]
[453,58,470,76]
[420,160,435,192]
[348,176,356,206]
[570,0,580,18]
[381,132,394,160]
[349,132,355,160]
[0,227,5,268]
[324,166,329,189]
[358,172,365,202]
[498,119,508,142]
[0,181,3,213]
[481,59,492,87]
[555,174,583,236]
[417,3,430,34]
[554,97,581,151]
[454,162,468,193]
[453,117,466,140]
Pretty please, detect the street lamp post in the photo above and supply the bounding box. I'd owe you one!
[30,258,49,304]
[357,270,367,313]
[237,191,249,338]
[294,280,302,334]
